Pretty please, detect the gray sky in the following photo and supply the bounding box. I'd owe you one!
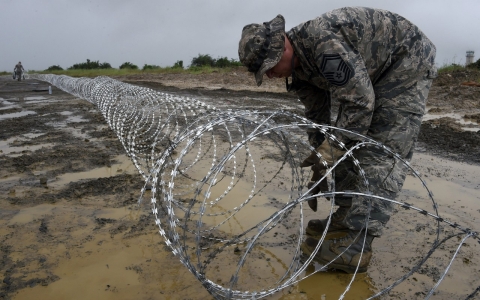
[1,0,479,72]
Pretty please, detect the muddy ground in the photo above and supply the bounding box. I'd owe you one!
[0,68,480,300]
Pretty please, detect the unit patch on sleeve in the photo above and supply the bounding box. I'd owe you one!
[319,53,354,87]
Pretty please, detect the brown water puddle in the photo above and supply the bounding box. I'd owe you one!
[48,154,138,189]
[423,110,480,132]
[3,147,479,299]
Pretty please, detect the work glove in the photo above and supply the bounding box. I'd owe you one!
[300,140,346,211]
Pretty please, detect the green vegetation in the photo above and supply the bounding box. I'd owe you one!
[119,62,138,69]
[190,54,242,68]
[467,58,480,69]
[46,65,64,71]
[28,55,243,77]
[438,63,465,73]
[438,57,480,73]
[172,60,184,69]
[68,59,112,70]
[36,65,241,78]
[142,64,162,70]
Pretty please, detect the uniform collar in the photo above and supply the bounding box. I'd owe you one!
[286,31,314,81]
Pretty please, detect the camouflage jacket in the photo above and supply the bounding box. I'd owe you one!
[286,7,435,147]
[15,63,24,72]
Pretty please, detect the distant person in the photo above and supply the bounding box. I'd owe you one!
[14,61,25,81]
[238,7,436,273]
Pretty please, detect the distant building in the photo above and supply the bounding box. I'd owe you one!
[466,51,475,65]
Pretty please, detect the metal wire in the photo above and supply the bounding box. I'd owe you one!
[30,74,480,299]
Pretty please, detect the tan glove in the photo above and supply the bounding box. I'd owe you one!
[300,140,346,211]
[314,139,346,167]
[300,148,331,212]
[300,140,345,168]
[305,164,329,211]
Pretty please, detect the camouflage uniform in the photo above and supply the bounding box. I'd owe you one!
[240,7,437,236]
[14,62,24,81]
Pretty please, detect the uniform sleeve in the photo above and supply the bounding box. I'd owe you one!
[293,80,331,148]
[314,37,375,146]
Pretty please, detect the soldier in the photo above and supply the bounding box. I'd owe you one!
[238,7,437,273]
[14,62,25,81]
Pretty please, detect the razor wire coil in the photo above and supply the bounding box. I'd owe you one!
[30,74,480,300]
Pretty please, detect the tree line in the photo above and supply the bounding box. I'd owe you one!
[45,54,242,71]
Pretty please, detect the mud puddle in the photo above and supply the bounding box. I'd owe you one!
[0,110,37,121]
[2,75,480,299]
[424,110,479,132]
[48,155,137,189]
[0,135,52,157]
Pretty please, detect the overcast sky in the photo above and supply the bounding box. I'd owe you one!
[1,0,479,72]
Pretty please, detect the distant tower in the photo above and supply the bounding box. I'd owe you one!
[466,51,475,65]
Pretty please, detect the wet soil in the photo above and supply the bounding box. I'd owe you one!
[1,68,480,300]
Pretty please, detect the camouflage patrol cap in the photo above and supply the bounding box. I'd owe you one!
[238,15,285,86]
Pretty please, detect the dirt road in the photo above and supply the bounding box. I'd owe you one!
[1,69,480,299]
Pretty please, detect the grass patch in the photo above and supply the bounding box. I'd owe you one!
[30,66,242,78]
[438,63,466,73]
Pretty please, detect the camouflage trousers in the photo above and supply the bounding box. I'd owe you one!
[333,49,436,236]
[15,71,23,81]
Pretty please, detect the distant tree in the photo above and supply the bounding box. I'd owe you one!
[46,65,63,71]
[172,60,184,69]
[119,62,139,69]
[191,54,215,67]
[215,57,230,68]
[99,62,112,69]
[190,54,242,68]
[214,57,242,68]
[68,59,113,70]
[142,64,161,70]
[227,58,243,67]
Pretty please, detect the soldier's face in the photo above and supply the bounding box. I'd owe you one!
[265,37,293,79]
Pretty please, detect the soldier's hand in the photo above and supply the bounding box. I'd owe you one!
[300,153,329,212]
[300,139,346,169]
[315,139,346,167]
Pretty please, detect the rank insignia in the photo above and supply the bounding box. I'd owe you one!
[319,53,354,87]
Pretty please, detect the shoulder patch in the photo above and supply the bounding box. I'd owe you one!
[319,54,354,87]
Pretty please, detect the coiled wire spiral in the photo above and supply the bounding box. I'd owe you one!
[30,74,480,300]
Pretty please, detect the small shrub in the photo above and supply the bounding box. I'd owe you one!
[438,63,465,73]
[68,59,113,70]
[99,62,112,69]
[46,65,63,71]
[119,62,138,69]
[142,64,161,70]
[190,54,242,69]
[172,60,184,69]
[191,54,215,68]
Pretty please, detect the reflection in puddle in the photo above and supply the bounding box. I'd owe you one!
[402,155,480,224]
[0,110,36,120]
[7,203,56,225]
[424,111,479,132]
[50,155,137,188]
[0,133,50,156]
[5,203,166,300]
[95,207,139,221]
[0,104,20,111]
[24,96,47,101]
[23,132,46,139]
[284,264,374,299]
[0,143,53,156]
[25,99,63,104]
[45,112,89,128]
